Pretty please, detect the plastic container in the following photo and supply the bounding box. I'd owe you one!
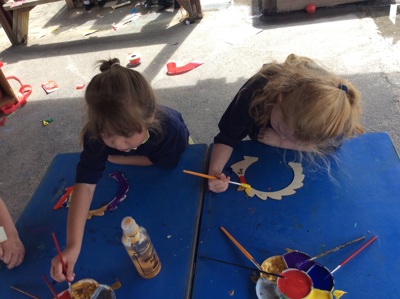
[121,216,161,279]
[56,279,116,299]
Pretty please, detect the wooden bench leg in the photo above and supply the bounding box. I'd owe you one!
[12,7,33,44]
[0,8,19,45]
[65,0,76,9]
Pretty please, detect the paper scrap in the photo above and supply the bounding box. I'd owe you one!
[41,80,59,94]
[224,27,263,45]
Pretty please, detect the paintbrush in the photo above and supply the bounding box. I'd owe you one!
[41,274,59,299]
[296,236,366,267]
[183,170,251,189]
[10,286,41,299]
[51,232,73,296]
[220,226,262,271]
[331,235,378,274]
[201,256,285,278]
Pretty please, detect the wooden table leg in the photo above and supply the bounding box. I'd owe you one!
[12,7,34,44]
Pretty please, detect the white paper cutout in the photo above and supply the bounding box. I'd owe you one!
[231,156,304,200]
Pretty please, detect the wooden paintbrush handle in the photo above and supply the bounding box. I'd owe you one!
[220,227,255,262]
[183,170,217,180]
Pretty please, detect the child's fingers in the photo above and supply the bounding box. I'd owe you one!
[50,256,67,282]
[66,263,76,282]
[208,177,229,193]
[6,252,20,269]
[1,248,12,266]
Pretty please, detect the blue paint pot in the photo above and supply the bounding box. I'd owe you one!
[307,264,334,292]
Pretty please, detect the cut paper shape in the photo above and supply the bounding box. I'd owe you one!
[112,13,140,30]
[53,186,74,210]
[38,26,59,38]
[87,171,130,219]
[53,172,130,219]
[230,156,304,200]
[166,61,203,75]
[224,27,262,45]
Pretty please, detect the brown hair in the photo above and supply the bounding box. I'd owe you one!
[81,58,161,142]
[249,54,363,154]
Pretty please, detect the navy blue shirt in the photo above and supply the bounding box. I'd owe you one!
[76,106,190,184]
[214,76,268,148]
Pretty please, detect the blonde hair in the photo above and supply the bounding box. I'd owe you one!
[249,54,363,155]
[82,58,161,142]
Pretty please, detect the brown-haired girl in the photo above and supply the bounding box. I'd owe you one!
[208,54,363,193]
[51,58,190,282]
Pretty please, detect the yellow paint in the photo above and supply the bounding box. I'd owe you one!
[306,289,332,299]
[305,289,346,299]
[333,290,347,299]
[241,183,251,189]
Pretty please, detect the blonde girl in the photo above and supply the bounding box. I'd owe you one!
[209,54,363,193]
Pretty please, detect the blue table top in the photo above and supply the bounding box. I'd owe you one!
[191,132,400,299]
[0,144,208,299]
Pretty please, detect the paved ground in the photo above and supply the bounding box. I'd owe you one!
[0,0,399,221]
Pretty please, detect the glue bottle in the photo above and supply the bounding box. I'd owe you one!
[121,216,161,279]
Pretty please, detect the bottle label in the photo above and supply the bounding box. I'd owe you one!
[127,243,161,276]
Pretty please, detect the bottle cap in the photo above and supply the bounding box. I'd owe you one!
[121,216,139,235]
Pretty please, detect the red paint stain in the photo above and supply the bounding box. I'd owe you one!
[277,269,312,299]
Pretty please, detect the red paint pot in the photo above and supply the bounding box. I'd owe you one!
[277,269,313,299]
[306,4,316,13]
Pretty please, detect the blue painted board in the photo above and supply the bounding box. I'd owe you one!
[0,144,208,299]
[191,132,400,298]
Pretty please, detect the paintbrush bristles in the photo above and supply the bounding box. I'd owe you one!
[228,181,251,189]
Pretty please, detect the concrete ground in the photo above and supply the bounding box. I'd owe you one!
[0,0,399,221]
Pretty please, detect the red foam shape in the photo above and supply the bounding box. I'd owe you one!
[166,61,203,75]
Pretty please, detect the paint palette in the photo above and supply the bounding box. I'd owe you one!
[256,251,343,299]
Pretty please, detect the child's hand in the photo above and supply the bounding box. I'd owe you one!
[208,172,230,193]
[0,233,25,269]
[50,248,77,283]
[257,127,281,147]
